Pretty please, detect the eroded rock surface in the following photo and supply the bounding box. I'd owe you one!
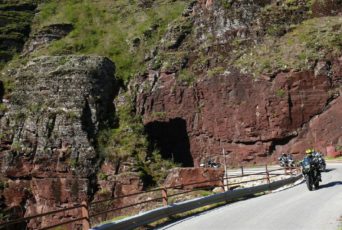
[134,0,342,166]
[23,23,74,55]
[0,56,117,228]
[164,167,224,189]
[135,60,341,166]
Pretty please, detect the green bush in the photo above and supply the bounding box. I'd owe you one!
[207,67,225,78]
[97,93,178,186]
[178,69,195,85]
[0,103,8,113]
[275,89,286,98]
[98,172,108,180]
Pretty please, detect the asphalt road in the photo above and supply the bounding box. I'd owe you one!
[158,163,342,230]
[226,165,282,176]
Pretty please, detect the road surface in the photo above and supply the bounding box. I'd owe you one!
[158,163,342,230]
[226,165,282,176]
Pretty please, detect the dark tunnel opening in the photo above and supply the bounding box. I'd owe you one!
[145,117,194,167]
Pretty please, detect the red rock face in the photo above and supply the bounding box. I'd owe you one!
[0,56,118,229]
[311,0,342,17]
[91,162,144,224]
[136,60,341,167]
[164,168,224,189]
[326,146,342,158]
[276,94,342,159]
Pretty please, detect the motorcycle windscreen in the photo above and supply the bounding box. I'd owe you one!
[302,157,311,171]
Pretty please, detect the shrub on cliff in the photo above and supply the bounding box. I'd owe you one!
[97,94,178,186]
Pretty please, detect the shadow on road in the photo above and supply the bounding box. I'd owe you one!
[150,193,266,230]
[324,168,335,172]
[320,181,342,189]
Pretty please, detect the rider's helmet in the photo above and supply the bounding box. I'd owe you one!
[306,148,313,157]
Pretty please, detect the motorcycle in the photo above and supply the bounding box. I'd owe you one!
[287,157,295,167]
[200,159,221,168]
[313,152,326,172]
[207,159,221,168]
[278,156,287,167]
[278,154,295,168]
[301,156,321,191]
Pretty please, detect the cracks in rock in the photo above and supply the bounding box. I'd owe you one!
[287,91,293,125]
[136,72,160,116]
[7,175,32,181]
[191,83,202,130]
[298,87,340,132]
[233,133,298,155]
[324,60,334,86]
[150,71,159,93]
[46,113,56,138]
[0,83,3,98]
[325,91,340,108]
[81,98,95,142]
[268,86,340,153]
[233,139,262,145]
[233,132,298,146]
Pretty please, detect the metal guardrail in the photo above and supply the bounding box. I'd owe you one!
[92,174,302,230]
[0,166,299,230]
[0,202,90,230]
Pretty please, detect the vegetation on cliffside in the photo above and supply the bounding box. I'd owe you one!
[1,0,189,185]
[31,0,188,82]
[97,93,179,186]
[235,16,342,76]
[0,1,36,69]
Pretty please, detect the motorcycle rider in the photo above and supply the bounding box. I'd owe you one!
[278,153,287,167]
[279,153,288,161]
[305,149,322,181]
[311,149,326,171]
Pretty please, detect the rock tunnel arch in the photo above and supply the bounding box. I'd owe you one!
[145,117,194,167]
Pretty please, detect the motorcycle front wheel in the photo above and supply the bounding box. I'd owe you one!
[321,164,326,172]
[314,180,319,189]
[305,175,313,191]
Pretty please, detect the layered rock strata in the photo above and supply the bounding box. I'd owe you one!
[135,59,341,166]
[0,56,117,228]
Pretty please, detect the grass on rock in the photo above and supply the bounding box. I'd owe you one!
[32,0,188,82]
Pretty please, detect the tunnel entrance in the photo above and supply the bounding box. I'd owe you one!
[145,118,193,167]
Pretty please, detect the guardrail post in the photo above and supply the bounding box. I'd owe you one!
[82,201,90,230]
[241,166,244,176]
[223,175,229,192]
[265,165,270,188]
[162,187,168,206]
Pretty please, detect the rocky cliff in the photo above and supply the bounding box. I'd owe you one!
[0,0,341,228]
[133,0,342,166]
[0,56,117,228]
[0,1,36,69]
[135,61,341,166]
